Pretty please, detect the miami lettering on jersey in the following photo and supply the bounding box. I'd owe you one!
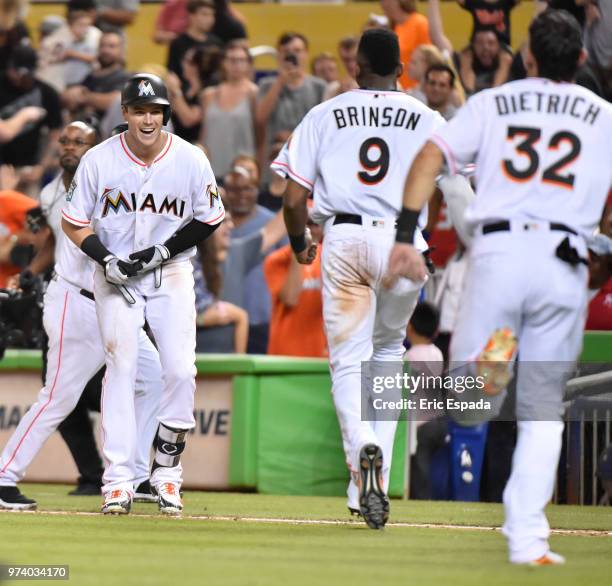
[100,187,186,218]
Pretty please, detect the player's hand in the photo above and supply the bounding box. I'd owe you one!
[103,254,140,285]
[295,228,317,265]
[384,243,427,287]
[129,244,170,272]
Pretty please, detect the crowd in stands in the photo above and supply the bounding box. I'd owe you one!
[0,0,611,359]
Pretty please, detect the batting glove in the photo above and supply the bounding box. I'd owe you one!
[103,254,140,285]
[129,245,170,272]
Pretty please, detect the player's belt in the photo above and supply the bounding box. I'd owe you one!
[482,221,578,236]
[333,214,397,228]
[80,289,95,301]
[333,214,363,226]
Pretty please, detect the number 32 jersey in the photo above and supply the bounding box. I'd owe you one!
[431,78,612,235]
[284,89,445,223]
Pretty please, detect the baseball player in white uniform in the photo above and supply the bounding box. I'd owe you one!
[281,29,444,529]
[0,122,162,511]
[387,10,612,564]
[62,73,225,515]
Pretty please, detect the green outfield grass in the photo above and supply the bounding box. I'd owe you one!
[1,485,611,586]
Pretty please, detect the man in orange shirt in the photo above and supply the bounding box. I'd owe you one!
[380,0,431,89]
[0,190,38,288]
[264,217,327,357]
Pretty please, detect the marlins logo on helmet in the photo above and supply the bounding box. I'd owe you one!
[138,80,155,97]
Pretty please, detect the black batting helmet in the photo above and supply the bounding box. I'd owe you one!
[121,73,171,125]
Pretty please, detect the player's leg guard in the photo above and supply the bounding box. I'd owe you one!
[151,423,188,476]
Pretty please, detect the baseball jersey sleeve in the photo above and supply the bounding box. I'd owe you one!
[192,151,225,225]
[61,153,97,227]
[285,113,320,191]
[430,93,484,175]
[270,140,289,179]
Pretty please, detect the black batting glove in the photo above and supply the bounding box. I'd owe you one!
[129,244,170,273]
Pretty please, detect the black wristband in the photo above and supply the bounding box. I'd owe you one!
[395,207,420,244]
[81,234,113,266]
[289,234,307,254]
[163,219,220,258]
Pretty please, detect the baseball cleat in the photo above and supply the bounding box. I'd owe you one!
[476,327,518,396]
[101,489,132,515]
[68,482,101,496]
[358,444,389,530]
[133,480,158,503]
[0,485,37,511]
[157,482,183,515]
[348,506,361,518]
[519,552,566,566]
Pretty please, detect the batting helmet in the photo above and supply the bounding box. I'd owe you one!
[121,73,171,125]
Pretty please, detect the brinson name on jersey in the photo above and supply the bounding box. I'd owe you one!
[333,105,422,130]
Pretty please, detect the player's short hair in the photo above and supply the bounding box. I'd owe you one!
[187,0,214,14]
[358,28,400,77]
[277,32,309,50]
[409,301,440,340]
[529,9,583,82]
[424,63,456,86]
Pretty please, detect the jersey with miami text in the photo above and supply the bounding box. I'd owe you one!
[62,131,225,261]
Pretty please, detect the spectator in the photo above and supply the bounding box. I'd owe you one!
[311,52,339,84]
[404,301,444,374]
[0,106,45,143]
[95,0,140,31]
[37,0,101,92]
[457,0,519,46]
[0,189,37,287]
[264,211,326,358]
[255,32,326,176]
[62,30,130,120]
[193,225,249,353]
[583,0,612,100]
[0,45,62,193]
[0,0,30,75]
[258,131,289,211]
[211,0,247,44]
[166,45,223,142]
[586,194,612,331]
[407,44,447,102]
[166,0,221,79]
[324,36,359,100]
[37,15,65,43]
[224,165,287,353]
[455,28,512,95]
[154,0,247,45]
[199,41,256,177]
[380,0,431,89]
[423,63,458,120]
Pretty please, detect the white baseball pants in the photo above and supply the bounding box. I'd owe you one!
[0,276,162,488]
[93,261,197,494]
[450,224,588,562]
[322,220,423,508]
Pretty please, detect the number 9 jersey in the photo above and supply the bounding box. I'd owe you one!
[430,78,612,236]
[284,88,445,224]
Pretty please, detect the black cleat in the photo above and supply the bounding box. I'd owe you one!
[348,506,361,517]
[68,483,101,496]
[133,480,158,503]
[358,444,389,530]
[0,485,37,511]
